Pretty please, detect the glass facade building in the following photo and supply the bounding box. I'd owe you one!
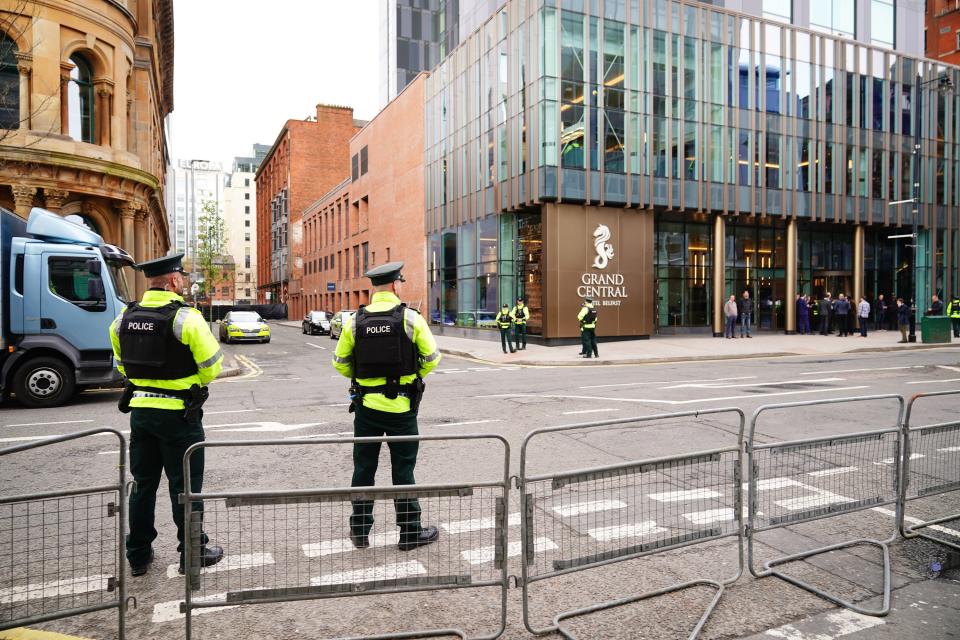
[424,0,960,339]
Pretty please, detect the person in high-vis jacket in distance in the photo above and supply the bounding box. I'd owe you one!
[510,297,529,350]
[578,297,599,358]
[109,253,224,577]
[496,303,515,353]
[332,261,442,551]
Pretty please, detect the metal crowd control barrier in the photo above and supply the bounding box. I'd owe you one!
[181,434,510,640]
[0,429,128,638]
[899,390,960,551]
[518,408,745,640]
[746,395,905,617]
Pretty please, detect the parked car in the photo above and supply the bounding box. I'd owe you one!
[329,310,355,340]
[302,310,331,335]
[219,311,270,344]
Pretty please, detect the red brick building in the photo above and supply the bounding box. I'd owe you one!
[926,0,960,64]
[254,104,365,313]
[301,75,427,317]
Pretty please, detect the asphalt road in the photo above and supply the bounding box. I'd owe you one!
[1,323,959,640]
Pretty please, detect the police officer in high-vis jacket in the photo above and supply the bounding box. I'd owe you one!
[332,261,442,551]
[948,293,960,338]
[578,297,599,358]
[109,253,224,577]
[510,297,529,350]
[495,303,515,353]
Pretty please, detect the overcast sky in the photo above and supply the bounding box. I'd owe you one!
[170,0,380,170]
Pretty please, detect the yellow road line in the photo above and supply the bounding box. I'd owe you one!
[0,629,96,640]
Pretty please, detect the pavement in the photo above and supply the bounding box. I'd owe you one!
[273,319,959,366]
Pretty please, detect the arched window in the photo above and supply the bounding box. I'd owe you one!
[0,33,19,130]
[67,54,94,142]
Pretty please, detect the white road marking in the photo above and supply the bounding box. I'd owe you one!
[475,387,871,406]
[206,421,324,433]
[588,521,667,542]
[808,467,858,477]
[204,409,262,416]
[663,378,845,389]
[798,365,923,376]
[303,532,400,557]
[442,512,522,534]
[752,478,805,491]
[937,365,960,373]
[579,376,757,390]
[305,342,326,350]
[97,450,120,456]
[461,537,556,565]
[874,453,925,465]
[310,560,426,586]
[906,378,960,385]
[776,491,855,511]
[152,592,237,623]
[166,553,274,579]
[431,419,502,427]
[682,509,735,525]
[0,575,110,604]
[648,488,722,503]
[937,446,960,453]
[561,408,621,415]
[327,403,351,407]
[552,499,626,517]
[871,507,960,538]
[4,419,94,428]
[283,431,353,441]
[0,433,115,444]
[763,609,885,639]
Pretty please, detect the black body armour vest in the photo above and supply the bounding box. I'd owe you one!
[353,304,419,380]
[118,302,198,380]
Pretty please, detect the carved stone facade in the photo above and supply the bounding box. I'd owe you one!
[0,0,174,296]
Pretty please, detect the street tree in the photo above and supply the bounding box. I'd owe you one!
[195,199,226,319]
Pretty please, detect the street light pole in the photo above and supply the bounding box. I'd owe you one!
[908,72,953,342]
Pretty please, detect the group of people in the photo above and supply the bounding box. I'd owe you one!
[493,298,530,353]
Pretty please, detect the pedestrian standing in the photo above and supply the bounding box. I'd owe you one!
[578,297,599,358]
[796,294,809,335]
[819,293,832,335]
[897,297,910,343]
[858,296,870,337]
[835,294,851,337]
[738,290,754,338]
[724,295,739,338]
[495,303,515,353]
[110,253,225,577]
[510,297,529,351]
[927,294,945,316]
[948,293,960,338]
[874,294,888,331]
[810,296,820,333]
[332,261,442,551]
[846,294,856,336]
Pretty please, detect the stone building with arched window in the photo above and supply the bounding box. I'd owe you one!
[0,0,173,295]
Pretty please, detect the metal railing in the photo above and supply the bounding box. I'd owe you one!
[518,408,745,640]
[0,429,128,638]
[181,434,510,640]
[746,395,905,616]
[899,390,960,552]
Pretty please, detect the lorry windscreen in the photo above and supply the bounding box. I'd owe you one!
[107,260,132,303]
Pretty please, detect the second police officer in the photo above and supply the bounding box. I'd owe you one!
[949,292,960,338]
[332,261,443,551]
[578,297,599,358]
[510,297,529,351]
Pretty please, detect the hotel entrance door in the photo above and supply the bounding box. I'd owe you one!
[811,271,853,300]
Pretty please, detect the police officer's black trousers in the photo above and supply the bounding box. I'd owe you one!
[350,403,422,541]
[581,328,598,357]
[953,317,960,337]
[514,323,527,349]
[499,327,514,353]
[127,408,208,566]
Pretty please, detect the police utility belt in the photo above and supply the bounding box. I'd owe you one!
[348,302,426,413]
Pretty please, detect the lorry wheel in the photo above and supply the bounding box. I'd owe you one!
[13,356,75,408]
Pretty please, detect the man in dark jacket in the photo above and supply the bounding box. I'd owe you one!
[834,294,851,337]
[738,290,754,338]
[819,294,833,335]
[897,298,910,343]
[796,294,809,335]
[927,295,945,316]
[874,294,888,331]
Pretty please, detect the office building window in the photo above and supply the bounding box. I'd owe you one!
[68,54,95,143]
[245,206,250,214]
[762,0,791,23]
[244,192,250,200]
[351,154,359,181]
[871,0,894,48]
[244,178,250,187]
[245,233,250,241]
[245,220,250,227]
[360,146,368,175]
[809,0,855,39]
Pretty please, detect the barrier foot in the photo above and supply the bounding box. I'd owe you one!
[552,579,724,640]
[337,629,468,640]
[762,538,891,617]
[902,515,960,553]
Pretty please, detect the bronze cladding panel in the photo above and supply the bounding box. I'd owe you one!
[543,203,654,339]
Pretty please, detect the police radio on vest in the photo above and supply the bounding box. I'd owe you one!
[365,325,393,335]
[127,321,155,331]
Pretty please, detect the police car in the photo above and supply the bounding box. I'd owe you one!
[329,309,355,340]
[219,311,271,344]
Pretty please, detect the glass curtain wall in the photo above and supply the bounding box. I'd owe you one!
[725,221,786,330]
[655,217,712,330]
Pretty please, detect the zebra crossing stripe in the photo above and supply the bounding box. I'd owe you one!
[303,532,400,557]
[552,499,626,517]
[152,592,237,623]
[808,467,858,477]
[587,521,667,542]
[648,489,722,503]
[682,508,734,525]
[461,538,557,565]
[310,560,427,586]
[165,553,274,579]
[442,512,522,534]
[0,575,111,604]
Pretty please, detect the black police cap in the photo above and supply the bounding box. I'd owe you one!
[365,261,406,286]
[136,253,185,278]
